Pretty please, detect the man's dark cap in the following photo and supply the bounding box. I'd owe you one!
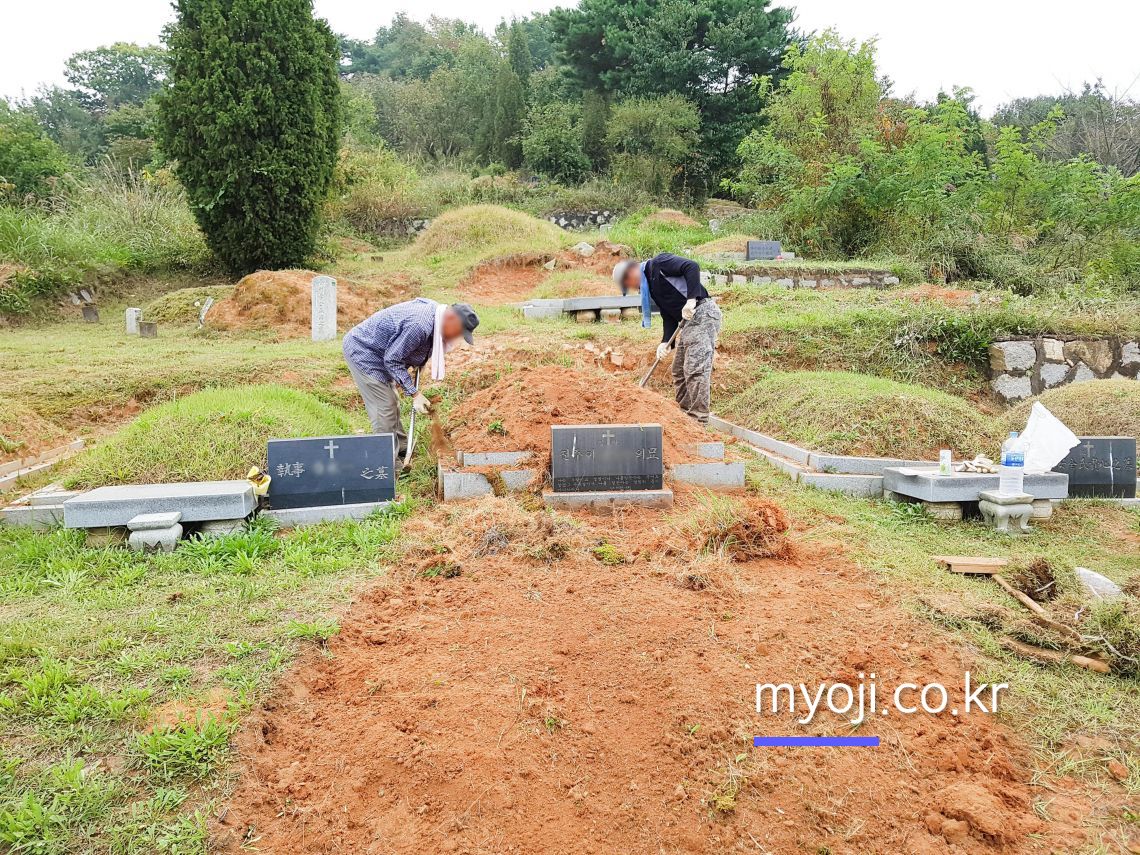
[452,302,479,345]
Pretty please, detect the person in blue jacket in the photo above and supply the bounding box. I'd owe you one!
[613,253,722,425]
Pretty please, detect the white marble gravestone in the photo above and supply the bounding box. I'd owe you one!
[125,307,141,335]
[311,275,337,342]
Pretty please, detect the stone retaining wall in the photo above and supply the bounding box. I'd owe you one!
[989,337,1140,402]
[701,268,899,289]
[546,210,618,230]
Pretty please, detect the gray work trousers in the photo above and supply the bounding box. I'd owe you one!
[345,360,408,457]
[671,299,722,425]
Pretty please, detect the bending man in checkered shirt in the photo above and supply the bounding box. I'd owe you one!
[342,298,479,460]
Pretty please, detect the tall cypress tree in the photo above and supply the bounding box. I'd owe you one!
[158,0,341,274]
[476,61,525,168]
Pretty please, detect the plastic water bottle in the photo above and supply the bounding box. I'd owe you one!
[999,431,1027,495]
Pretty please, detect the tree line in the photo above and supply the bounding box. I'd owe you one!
[1,0,1138,287]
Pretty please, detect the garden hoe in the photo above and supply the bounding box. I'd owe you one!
[638,321,684,388]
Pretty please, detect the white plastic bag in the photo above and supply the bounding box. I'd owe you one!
[1019,402,1080,474]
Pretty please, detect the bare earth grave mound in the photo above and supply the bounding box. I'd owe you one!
[216,491,1089,853]
[447,364,713,469]
[459,241,631,304]
[210,269,408,338]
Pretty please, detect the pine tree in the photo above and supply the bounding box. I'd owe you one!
[158,0,341,274]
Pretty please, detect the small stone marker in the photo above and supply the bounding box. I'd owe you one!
[267,433,397,509]
[746,240,782,261]
[1054,437,1136,498]
[139,321,158,338]
[196,296,215,329]
[125,307,141,335]
[551,424,664,492]
[82,306,100,323]
[311,275,337,342]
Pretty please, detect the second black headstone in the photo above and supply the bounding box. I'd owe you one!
[1054,436,1136,498]
[551,424,664,492]
[267,433,398,508]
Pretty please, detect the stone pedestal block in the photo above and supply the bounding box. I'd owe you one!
[1030,499,1053,519]
[978,491,1033,534]
[575,310,597,324]
[600,308,622,323]
[922,501,963,521]
[127,512,184,552]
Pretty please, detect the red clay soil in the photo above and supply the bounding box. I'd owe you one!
[210,270,409,339]
[0,401,72,466]
[460,242,632,304]
[447,365,713,467]
[897,284,978,306]
[216,493,1091,854]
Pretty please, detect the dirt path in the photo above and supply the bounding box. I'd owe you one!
[216,497,1090,853]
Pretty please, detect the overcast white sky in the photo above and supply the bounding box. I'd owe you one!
[2,0,1137,114]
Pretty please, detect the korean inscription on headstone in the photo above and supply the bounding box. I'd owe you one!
[551,424,664,492]
[746,240,782,261]
[311,275,337,342]
[267,433,397,509]
[1054,436,1136,498]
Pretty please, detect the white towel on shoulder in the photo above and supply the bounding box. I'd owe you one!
[429,301,455,382]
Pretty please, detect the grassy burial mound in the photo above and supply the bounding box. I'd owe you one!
[412,205,565,271]
[65,386,354,487]
[142,285,234,325]
[447,364,714,470]
[722,370,1000,459]
[1003,379,1140,439]
[0,397,71,465]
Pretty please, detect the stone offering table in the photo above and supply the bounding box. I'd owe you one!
[882,467,1068,522]
[63,481,255,529]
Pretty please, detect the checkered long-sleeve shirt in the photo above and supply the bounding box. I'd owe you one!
[342,298,436,395]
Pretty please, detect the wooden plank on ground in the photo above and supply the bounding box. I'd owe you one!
[933,555,1009,575]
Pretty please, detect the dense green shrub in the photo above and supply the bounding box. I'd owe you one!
[607,95,701,197]
[729,32,1140,293]
[522,102,591,184]
[0,103,72,198]
[158,0,342,274]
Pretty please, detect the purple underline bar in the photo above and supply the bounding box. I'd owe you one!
[753,736,880,747]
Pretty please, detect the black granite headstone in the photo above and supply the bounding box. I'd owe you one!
[1054,436,1136,498]
[139,322,158,338]
[551,424,664,492]
[267,434,397,508]
[82,306,100,323]
[746,240,782,261]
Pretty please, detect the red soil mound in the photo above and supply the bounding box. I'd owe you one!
[0,400,71,467]
[210,269,409,338]
[447,365,713,467]
[216,495,1089,854]
[459,242,632,304]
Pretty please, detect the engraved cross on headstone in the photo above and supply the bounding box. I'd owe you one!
[324,440,339,459]
[600,429,616,446]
